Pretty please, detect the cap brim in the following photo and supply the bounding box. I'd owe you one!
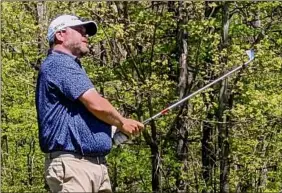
[81,21,98,36]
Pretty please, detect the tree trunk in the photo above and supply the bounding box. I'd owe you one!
[36,2,47,68]
[201,112,216,193]
[142,94,161,193]
[175,4,190,192]
[217,2,230,193]
[201,2,223,192]
[27,138,35,186]
[149,96,161,193]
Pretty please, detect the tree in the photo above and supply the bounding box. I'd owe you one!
[1,1,282,192]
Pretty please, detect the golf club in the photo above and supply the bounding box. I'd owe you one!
[113,49,255,145]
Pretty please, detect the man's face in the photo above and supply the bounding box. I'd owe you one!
[61,26,90,57]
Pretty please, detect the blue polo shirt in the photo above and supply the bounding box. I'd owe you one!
[35,50,112,156]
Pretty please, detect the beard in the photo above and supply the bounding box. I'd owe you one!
[65,40,89,58]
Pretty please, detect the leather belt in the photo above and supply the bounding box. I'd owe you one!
[48,151,106,165]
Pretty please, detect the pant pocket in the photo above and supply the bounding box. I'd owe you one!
[45,158,65,192]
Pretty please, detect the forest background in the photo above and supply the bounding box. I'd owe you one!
[1,1,282,193]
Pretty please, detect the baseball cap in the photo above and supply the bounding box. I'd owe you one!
[47,14,98,43]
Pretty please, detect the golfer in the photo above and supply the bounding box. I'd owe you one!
[35,14,144,192]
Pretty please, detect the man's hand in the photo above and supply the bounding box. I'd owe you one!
[119,118,144,137]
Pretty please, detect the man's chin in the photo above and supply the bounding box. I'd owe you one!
[78,48,90,58]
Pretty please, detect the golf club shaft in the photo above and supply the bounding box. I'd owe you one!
[113,52,254,145]
[142,58,253,124]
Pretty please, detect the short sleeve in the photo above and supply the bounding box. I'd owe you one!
[46,57,94,101]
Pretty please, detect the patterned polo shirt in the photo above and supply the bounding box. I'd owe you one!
[35,50,112,156]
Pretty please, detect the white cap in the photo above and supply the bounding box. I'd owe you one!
[47,14,98,43]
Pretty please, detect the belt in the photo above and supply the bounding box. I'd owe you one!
[48,151,106,165]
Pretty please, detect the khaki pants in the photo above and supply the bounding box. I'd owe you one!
[45,153,112,193]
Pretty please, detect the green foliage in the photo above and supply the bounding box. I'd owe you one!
[2,1,282,192]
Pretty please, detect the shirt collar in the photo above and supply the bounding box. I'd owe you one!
[48,49,82,67]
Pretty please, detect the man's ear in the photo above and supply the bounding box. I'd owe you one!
[54,31,65,43]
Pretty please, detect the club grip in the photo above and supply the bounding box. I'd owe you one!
[113,131,129,145]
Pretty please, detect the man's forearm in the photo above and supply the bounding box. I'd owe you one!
[79,88,144,136]
[79,89,125,128]
[86,97,125,128]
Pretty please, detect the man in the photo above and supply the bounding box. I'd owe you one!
[36,14,144,193]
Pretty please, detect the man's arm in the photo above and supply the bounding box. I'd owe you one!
[79,88,144,136]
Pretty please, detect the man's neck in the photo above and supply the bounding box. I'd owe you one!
[52,45,78,58]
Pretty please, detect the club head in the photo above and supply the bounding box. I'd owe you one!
[246,49,255,61]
